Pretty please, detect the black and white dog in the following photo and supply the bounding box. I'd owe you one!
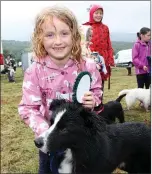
[96,95,125,124]
[34,99,151,174]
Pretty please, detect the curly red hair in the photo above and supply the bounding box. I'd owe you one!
[32,6,82,62]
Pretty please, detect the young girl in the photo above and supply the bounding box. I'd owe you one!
[85,26,107,75]
[83,4,115,92]
[18,6,102,174]
[132,27,151,89]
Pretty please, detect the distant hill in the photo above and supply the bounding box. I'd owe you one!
[2,40,32,62]
[2,37,134,62]
[2,40,32,52]
[110,32,136,42]
[112,41,134,55]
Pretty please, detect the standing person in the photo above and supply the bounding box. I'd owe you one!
[83,4,115,94]
[84,26,107,77]
[132,27,151,89]
[5,54,15,82]
[126,64,132,76]
[85,26,93,58]
[18,6,102,174]
[147,55,151,76]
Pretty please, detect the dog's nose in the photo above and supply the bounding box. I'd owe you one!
[34,137,44,148]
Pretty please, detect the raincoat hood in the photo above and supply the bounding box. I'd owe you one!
[83,4,103,25]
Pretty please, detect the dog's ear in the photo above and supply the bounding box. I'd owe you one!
[79,107,106,132]
[79,108,95,129]
[50,99,67,111]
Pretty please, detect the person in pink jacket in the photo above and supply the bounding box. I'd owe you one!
[132,27,151,89]
[18,5,102,174]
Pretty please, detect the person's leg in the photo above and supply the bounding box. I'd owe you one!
[11,69,15,82]
[145,73,151,89]
[136,74,145,107]
[136,74,144,88]
[38,150,52,174]
[9,69,15,82]
[7,70,12,82]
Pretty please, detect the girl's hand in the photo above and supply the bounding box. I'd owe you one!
[96,64,101,70]
[82,91,95,109]
[143,66,148,71]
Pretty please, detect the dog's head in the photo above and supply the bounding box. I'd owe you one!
[34,99,105,153]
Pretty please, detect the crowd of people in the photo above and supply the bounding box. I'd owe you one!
[1,54,16,82]
[15,4,151,174]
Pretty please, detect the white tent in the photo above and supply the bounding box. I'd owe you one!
[115,49,133,67]
[21,52,34,72]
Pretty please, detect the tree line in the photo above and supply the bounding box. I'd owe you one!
[2,40,134,62]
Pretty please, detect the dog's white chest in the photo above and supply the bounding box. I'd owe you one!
[58,149,73,173]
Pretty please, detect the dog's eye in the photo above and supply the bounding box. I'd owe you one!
[61,128,67,134]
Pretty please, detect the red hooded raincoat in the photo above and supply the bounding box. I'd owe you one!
[83,5,114,80]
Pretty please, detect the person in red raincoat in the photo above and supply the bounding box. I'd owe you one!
[83,4,115,92]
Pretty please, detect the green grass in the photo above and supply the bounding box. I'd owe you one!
[1,67,150,173]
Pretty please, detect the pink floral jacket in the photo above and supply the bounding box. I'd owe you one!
[18,56,102,137]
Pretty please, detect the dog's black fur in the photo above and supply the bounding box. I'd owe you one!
[95,95,126,124]
[36,99,151,173]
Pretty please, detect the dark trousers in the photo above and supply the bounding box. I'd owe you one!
[39,151,52,174]
[136,73,151,89]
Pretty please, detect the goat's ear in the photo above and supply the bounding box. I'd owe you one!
[49,99,66,111]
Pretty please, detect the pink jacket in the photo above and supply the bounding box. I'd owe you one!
[18,56,102,137]
[132,39,151,75]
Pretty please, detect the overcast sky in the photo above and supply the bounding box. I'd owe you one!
[1,1,150,41]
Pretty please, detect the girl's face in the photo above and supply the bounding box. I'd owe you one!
[93,9,103,22]
[141,31,151,42]
[42,16,73,62]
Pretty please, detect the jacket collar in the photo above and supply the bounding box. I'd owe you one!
[33,55,79,70]
[137,39,151,46]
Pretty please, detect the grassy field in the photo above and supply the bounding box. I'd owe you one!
[1,67,150,173]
